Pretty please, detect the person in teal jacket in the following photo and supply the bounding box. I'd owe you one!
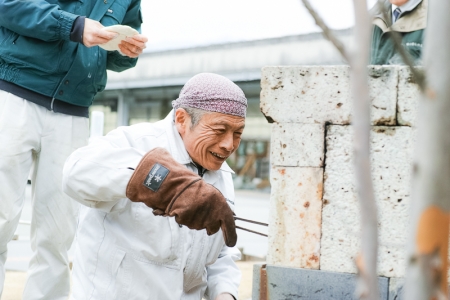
[0,0,147,299]
[370,0,427,65]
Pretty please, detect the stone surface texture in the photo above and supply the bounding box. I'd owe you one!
[397,66,421,126]
[267,167,323,269]
[321,125,414,277]
[271,123,324,167]
[263,66,422,286]
[251,265,390,300]
[260,66,397,125]
[252,264,263,299]
[368,66,398,126]
[388,277,405,300]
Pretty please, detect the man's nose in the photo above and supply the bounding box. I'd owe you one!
[219,133,234,152]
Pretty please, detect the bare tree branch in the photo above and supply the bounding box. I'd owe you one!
[350,0,379,299]
[299,0,379,298]
[375,0,426,92]
[300,0,351,64]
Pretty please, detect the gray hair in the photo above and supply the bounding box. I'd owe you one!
[179,107,211,128]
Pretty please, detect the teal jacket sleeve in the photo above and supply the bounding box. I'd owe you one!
[106,0,142,72]
[0,0,77,41]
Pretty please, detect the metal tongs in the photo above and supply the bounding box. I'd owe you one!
[234,216,268,237]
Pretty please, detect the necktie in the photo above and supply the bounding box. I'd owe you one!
[393,8,401,22]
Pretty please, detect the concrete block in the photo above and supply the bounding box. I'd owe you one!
[260,66,352,124]
[368,66,398,126]
[260,66,397,125]
[252,264,263,299]
[271,123,324,167]
[321,125,414,278]
[388,277,404,300]
[252,265,389,300]
[267,167,323,269]
[397,66,421,126]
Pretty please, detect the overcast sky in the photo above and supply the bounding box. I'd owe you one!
[140,0,378,52]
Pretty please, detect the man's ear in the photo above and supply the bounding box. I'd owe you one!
[175,108,189,137]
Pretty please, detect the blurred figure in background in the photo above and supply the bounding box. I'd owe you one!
[370,0,427,65]
[0,0,147,299]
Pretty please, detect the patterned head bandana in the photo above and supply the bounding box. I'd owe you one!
[172,73,247,118]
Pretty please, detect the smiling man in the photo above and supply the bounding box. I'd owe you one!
[62,73,246,300]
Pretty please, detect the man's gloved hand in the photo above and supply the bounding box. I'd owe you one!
[126,147,237,247]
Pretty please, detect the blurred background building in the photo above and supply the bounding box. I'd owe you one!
[91,29,351,190]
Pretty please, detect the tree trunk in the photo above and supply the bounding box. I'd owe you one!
[350,1,379,299]
[404,0,450,299]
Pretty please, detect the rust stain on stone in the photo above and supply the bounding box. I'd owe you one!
[373,127,396,135]
[309,254,319,263]
[304,202,310,208]
[300,213,305,218]
[298,182,303,186]
[271,81,284,90]
[278,169,286,175]
[373,117,396,126]
[316,182,323,198]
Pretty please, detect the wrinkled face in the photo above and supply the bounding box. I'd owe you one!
[175,108,245,171]
[389,0,409,6]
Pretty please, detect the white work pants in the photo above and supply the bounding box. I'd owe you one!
[0,91,89,299]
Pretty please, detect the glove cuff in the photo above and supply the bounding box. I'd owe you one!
[126,147,199,211]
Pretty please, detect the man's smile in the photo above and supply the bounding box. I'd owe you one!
[210,151,227,159]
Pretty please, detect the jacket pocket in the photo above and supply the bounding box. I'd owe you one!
[0,28,17,46]
[205,233,225,266]
[131,203,183,269]
[101,2,127,26]
[1,33,63,73]
[105,248,131,299]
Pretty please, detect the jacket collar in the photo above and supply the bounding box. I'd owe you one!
[371,0,393,28]
[162,110,235,174]
[371,0,427,33]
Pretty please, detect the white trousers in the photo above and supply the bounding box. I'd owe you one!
[0,91,89,299]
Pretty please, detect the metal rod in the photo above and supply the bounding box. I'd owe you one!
[236,226,268,237]
[234,216,268,227]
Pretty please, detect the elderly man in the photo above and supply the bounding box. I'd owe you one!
[63,73,246,300]
[370,0,427,65]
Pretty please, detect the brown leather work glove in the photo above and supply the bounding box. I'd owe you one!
[126,147,237,247]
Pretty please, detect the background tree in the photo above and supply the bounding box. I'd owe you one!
[300,0,449,299]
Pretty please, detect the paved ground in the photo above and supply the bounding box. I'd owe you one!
[3,261,262,300]
[2,187,269,299]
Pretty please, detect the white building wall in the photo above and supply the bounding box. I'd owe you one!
[105,31,353,90]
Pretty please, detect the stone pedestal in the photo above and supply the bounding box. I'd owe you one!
[258,66,421,298]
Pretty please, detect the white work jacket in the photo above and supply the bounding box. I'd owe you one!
[63,110,241,300]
